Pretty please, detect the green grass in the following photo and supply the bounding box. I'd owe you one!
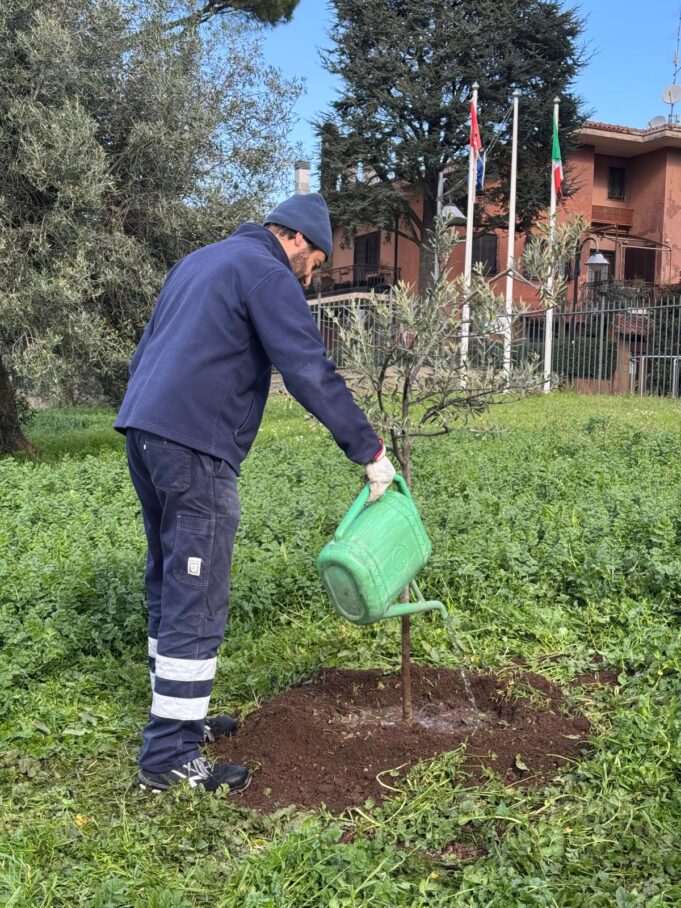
[1,392,681,906]
[19,407,127,460]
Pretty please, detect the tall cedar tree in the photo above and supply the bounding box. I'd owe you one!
[167,0,299,29]
[319,0,586,290]
[0,0,301,452]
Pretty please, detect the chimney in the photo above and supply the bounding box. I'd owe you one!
[294,160,311,194]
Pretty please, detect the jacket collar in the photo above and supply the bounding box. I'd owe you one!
[231,223,293,272]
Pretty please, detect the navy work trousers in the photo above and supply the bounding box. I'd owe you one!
[125,429,240,772]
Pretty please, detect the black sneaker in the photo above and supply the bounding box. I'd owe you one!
[204,715,239,743]
[138,757,251,793]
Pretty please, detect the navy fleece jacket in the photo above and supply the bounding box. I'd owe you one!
[114,224,381,473]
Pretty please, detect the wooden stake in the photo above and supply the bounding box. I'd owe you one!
[401,460,413,725]
[401,602,412,725]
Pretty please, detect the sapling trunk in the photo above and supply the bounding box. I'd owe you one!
[401,452,413,724]
[401,608,412,724]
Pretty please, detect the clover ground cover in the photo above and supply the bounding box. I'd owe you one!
[1,394,680,906]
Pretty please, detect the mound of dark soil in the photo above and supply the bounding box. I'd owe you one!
[214,665,590,813]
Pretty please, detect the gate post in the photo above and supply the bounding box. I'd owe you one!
[673,358,680,398]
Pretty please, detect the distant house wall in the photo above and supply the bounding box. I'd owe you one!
[663,148,681,284]
[629,150,667,246]
[330,193,424,290]
[327,121,681,306]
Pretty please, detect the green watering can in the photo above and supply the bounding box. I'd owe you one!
[317,475,446,625]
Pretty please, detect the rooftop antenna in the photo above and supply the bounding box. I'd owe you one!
[662,8,681,122]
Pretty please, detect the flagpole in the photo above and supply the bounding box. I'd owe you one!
[543,97,560,393]
[433,169,445,282]
[462,81,479,373]
[503,89,520,387]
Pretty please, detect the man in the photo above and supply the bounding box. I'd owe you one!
[115,192,395,793]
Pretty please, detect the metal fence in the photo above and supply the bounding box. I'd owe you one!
[307,291,681,398]
[308,295,379,369]
[516,296,681,396]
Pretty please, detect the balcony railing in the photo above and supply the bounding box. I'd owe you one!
[591,204,634,227]
[305,264,401,298]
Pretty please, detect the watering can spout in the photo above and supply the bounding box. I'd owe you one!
[382,599,448,622]
[382,579,448,622]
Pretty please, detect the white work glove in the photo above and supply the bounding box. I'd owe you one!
[364,442,396,502]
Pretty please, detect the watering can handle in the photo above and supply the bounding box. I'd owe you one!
[335,474,412,541]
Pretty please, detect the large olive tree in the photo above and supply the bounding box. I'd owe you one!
[0,0,301,451]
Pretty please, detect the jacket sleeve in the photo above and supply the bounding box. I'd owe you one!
[128,316,154,378]
[244,268,382,464]
[128,260,181,378]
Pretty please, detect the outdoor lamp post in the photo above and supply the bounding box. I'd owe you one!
[435,170,466,224]
[572,238,609,313]
[587,249,610,272]
[569,237,610,384]
[434,171,466,280]
[441,203,467,225]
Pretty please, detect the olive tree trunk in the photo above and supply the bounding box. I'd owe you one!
[0,356,33,454]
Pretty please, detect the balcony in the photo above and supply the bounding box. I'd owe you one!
[591,205,634,228]
[305,264,401,298]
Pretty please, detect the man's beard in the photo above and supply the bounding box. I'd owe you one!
[289,249,313,284]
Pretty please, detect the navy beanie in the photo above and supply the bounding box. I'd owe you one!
[265,192,333,259]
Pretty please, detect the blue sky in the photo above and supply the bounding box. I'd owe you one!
[260,0,681,188]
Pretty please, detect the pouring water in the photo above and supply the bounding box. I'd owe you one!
[443,615,479,714]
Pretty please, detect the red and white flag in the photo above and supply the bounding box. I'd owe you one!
[552,109,563,196]
[470,99,483,157]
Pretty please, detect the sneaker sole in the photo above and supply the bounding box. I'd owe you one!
[138,782,167,793]
[230,773,252,794]
[139,773,252,794]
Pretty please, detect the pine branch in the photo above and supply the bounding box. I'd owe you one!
[165,0,298,30]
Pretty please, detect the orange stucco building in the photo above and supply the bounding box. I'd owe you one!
[320,120,681,305]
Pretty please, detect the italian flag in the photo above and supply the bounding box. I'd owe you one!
[552,109,563,196]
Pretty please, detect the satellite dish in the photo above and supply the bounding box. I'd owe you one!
[648,115,667,128]
[663,83,681,104]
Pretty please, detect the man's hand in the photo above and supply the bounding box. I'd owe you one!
[364,442,396,502]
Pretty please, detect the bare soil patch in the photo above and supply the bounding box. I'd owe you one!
[214,665,590,813]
